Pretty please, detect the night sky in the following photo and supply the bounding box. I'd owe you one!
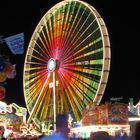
[0,0,139,108]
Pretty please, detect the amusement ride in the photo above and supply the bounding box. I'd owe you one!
[23,0,111,130]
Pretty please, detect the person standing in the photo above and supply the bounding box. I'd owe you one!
[39,114,70,140]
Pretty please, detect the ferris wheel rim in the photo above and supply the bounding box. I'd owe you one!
[23,0,111,125]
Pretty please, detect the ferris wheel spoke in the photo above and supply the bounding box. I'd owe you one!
[25,61,47,66]
[75,51,102,65]
[38,28,52,57]
[58,70,77,99]
[65,62,102,72]
[47,20,55,57]
[62,37,102,65]
[76,81,96,99]
[25,73,47,100]
[65,84,81,120]
[58,6,66,49]
[74,75,97,99]
[25,72,49,109]
[76,72,98,90]
[70,79,89,105]
[59,69,88,112]
[26,52,48,64]
[60,62,101,88]
[48,17,54,47]
[66,67,100,81]
[63,30,101,64]
[63,10,93,57]
[64,33,101,65]
[72,38,102,59]
[56,8,71,54]
[58,83,70,113]
[63,57,102,72]
[59,2,76,47]
[27,73,50,124]
[63,3,84,50]
[29,42,50,61]
[64,68,99,95]
[41,91,52,119]
[40,24,50,47]
[24,69,48,87]
[36,89,51,121]
[34,32,51,57]
[44,19,55,57]
[60,3,72,42]
[62,6,91,52]
[43,21,54,56]
[62,2,76,39]
[71,19,97,46]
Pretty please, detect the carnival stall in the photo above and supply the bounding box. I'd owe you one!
[71,102,130,138]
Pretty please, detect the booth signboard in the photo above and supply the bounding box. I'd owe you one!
[109,103,128,124]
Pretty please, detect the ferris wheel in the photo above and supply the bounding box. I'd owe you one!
[23,0,110,126]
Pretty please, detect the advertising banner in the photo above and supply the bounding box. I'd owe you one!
[4,33,24,55]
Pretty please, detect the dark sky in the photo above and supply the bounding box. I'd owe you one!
[0,0,139,107]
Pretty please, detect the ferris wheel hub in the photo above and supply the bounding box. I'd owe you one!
[47,58,56,72]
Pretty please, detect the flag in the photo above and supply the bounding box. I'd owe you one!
[4,33,24,55]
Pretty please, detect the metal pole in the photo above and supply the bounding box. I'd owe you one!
[53,71,56,131]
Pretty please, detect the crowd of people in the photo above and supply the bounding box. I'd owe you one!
[39,114,70,140]
[0,113,139,139]
[39,114,140,140]
[88,126,140,140]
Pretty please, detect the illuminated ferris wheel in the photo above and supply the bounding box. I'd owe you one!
[23,0,110,126]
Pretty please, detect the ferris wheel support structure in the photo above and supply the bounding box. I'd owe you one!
[27,73,51,124]
[53,71,56,131]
